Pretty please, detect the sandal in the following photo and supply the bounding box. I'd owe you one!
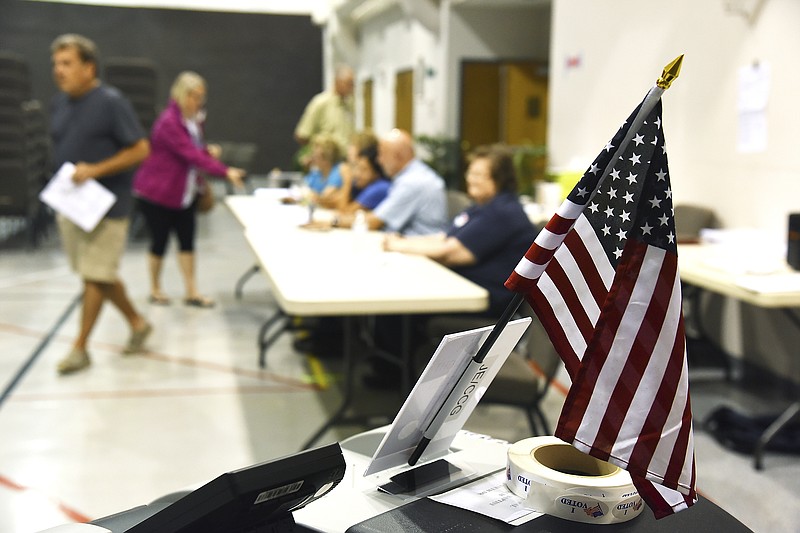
[149,294,171,306]
[184,296,216,308]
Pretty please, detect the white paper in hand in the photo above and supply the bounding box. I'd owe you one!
[40,162,116,232]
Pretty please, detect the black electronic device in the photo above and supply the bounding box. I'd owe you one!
[377,459,462,495]
[788,214,800,270]
[92,443,345,533]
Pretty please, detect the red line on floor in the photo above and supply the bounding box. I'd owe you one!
[0,473,92,524]
[527,359,570,397]
[0,473,25,491]
[10,384,315,402]
[0,322,54,338]
[136,350,316,390]
[58,502,93,524]
[0,321,316,390]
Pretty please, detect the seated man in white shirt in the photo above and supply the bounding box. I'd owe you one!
[326,128,448,235]
[298,129,447,359]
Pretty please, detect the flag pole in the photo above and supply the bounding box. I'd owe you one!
[406,291,524,466]
[484,55,694,517]
[407,56,685,467]
[466,293,524,364]
[465,54,684,371]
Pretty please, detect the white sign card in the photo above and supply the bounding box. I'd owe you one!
[364,317,531,477]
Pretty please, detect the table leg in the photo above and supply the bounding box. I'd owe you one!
[754,401,800,470]
[301,316,355,450]
[401,315,411,394]
[750,309,800,469]
[300,315,412,450]
[235,264,260,300]
[684,284,734,380]
[258,309,290,368]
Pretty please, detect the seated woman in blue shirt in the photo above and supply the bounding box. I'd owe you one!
[384,143,538,316]
[338,144,390,212]
[303,134,344,208]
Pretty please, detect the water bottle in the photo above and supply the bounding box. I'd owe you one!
[352,209,367,232]
[307,199,316,225]
[352,209,368,253]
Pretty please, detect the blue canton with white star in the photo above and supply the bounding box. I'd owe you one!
[567,100,677,267]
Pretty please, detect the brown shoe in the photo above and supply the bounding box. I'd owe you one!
[124,322,152,354]
[57,348,91,375]
[184,296,215,308]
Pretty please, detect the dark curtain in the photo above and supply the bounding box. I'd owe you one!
[0,0,323,173]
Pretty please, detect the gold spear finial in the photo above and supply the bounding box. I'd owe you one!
[657,54,684,89]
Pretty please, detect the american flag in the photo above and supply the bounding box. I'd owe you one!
[505,92,697,518]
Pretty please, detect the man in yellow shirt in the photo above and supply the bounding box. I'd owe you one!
[294,65,355,155]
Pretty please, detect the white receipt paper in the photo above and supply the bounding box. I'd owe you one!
[429,470,542,525]
[39,162,116,232]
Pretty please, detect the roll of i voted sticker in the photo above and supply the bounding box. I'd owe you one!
[506,436,644,524]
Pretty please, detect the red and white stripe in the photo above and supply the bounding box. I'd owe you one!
[507,202,697,518]
[507,210,615,377]
[557,239,695,497]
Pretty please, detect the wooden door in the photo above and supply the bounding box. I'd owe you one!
[362,78,373,130]
[459,62,501,154]
[395,69,414,132]
[503,62,548,146]
[460,60,548,148]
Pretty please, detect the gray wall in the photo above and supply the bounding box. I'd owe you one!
[0,1,323,173]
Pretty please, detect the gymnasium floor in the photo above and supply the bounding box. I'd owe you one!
[0,191,797,532]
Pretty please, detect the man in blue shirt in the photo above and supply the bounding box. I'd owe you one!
[297,130,447,361]
[50,34,152,374]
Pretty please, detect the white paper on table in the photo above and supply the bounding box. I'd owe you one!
[735,273,800,294]
[39,162,116,232]
[253,187,291,202]
[429,470,543,525]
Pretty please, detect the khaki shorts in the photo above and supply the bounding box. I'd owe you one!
[57,215,130,283]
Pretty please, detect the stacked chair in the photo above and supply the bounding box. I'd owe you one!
[104,58,158,239]
[104,57,159,134]
[0,50,51,247]
[213,141,257,194]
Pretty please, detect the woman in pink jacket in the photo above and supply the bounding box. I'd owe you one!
[133,71,245,307]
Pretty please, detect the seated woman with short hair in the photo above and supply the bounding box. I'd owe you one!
[384,143,538,316]
[365,144,539,388]
[303,134,344,208]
